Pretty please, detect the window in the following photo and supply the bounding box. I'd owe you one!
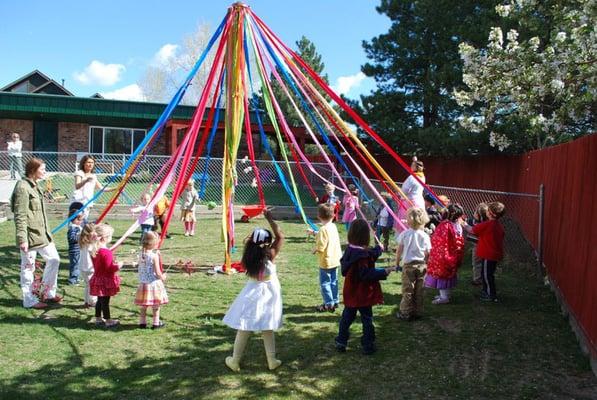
[88,126,147,154]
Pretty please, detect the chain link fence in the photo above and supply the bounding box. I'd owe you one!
[1,150,542,262]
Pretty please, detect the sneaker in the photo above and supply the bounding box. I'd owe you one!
[190,231,195,236]
[396,312,413,321]
[138,323,147,329]
[431,297,450,305]
[334,339,346,353]
[184,232,190,237]
[151,321,166,330]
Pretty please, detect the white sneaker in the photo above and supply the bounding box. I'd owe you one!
[184,232,190,237]
[432,297,450,305]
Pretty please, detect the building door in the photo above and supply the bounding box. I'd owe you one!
[33,121,58,170]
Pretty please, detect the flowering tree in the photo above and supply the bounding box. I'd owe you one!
[455,0,596,151]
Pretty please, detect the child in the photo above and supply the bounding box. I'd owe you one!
[134,231,168,329]
[341,184,360,231]
[374,192,395,252]
[88,223,123,327]
[79,223,97,308]
[423,194,441,235]
[469,202,505,302]
[395,207,431,321]
[317,182,340,221]
[131,193,154,243]
[223,208,284,371]
[424,204,466,304]
[466,202,489,286]
[153,194,171,239]
[66,202,85,285]
[335,219,393,355]
[313,204,342,312]
[180,179,200,236]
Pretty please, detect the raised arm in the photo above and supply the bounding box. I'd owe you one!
[264,208,284,261]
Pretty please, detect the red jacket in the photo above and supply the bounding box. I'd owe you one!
[427,220,465,280]
[472,219,504,261]
[340,245,388,307]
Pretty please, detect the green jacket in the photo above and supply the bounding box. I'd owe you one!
[11,178,53,249]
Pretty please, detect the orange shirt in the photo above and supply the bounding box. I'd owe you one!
[154,196,170,216]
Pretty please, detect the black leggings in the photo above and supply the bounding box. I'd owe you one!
[95,296,111,319]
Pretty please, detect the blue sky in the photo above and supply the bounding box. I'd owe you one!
[0,1,391,101]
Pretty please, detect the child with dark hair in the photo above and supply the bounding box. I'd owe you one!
[66,202,85,285]
[424,204,466,305]
[335,219,394,355]
[223,208,284,371]
[469,202,505,302]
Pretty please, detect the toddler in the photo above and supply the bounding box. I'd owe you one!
[313,204,342,312]
[335,219,393,355]
[79,223,97,307]
[66,203,85,285]
[341,184,360,231]
[88,223,123,327]
[223,208,284,371]
[134,231,168,328]
[395,207,431,321]
[181,179,200,236]
[131,193,154,243]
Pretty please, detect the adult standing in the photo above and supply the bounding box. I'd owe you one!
[72,155,114,219]
[7,132,24,180]
[395,157,426,233]
[11,158,62,308]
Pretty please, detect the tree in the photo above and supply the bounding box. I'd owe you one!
[357,0,502,156]
[456,0,596,151]
[138,23,215,106]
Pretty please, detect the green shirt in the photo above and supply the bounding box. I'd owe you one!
[11,178,53,249]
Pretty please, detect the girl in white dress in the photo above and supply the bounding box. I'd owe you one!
[223,208,284,371]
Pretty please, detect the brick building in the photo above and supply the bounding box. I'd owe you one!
[0,70,307,160]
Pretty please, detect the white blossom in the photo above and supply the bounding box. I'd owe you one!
[495,4,512,17]
[453,90,474,106]
[555,31,567,42]
[528,36,540,50]
[489,131,512,151]
[551,79,565,91]
[488,27,504,50]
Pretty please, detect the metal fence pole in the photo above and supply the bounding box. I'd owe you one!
[537,183,545,275]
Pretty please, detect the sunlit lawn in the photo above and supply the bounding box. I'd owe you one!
[0,217,595,399]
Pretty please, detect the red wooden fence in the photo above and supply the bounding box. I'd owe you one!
[379,134,597,356]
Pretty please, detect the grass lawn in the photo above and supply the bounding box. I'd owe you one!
[0,217,595,399]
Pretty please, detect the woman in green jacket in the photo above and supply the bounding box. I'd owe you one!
[11,158,61,309]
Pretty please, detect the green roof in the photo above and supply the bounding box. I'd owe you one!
[0,92,234,128]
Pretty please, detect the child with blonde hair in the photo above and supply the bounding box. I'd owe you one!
[181,179,200,236]
[395,207,431,321]
[88,223,123,327]
[313,204,342,312]
[79,222,97,308]
[134,231,168,329]
[131,192,154,243]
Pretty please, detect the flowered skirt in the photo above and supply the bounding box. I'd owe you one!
[134,280,169,306]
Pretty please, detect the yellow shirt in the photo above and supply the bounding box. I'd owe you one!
[315,221,342,269]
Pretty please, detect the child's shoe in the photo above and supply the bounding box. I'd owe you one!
[431,297,450,305]
[190,231,195,236]
[184,232,190,237]
[396,312,414,321]
[266,354,282,370]
[362,344,377,355]
[225,356,241,372]
[334,339,346,353]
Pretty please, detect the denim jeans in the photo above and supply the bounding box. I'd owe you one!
[335,306,375,351]
[68,246,80,284]
[319,267,338,306]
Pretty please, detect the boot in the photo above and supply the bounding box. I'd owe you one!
[262,330,282,370]
[225,330,250,372]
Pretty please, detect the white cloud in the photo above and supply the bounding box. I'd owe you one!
[74,60,125,86]
[153,44,179,65]
[101,84,144,101]
[332,72,366,95]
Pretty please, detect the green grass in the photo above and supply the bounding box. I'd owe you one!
[0,218,595,399]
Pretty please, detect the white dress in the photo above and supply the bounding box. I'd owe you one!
[223,260,282,331]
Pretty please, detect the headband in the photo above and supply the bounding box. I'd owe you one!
[251,228,271,244]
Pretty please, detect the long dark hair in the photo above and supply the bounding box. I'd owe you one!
[242,228,273,279]
[446,204,465,222]
[347,219,370,247]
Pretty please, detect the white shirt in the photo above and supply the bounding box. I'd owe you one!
[396,228,431,264]
[7,140,22,157]
[402,175,426,209]
[72,170,96,203]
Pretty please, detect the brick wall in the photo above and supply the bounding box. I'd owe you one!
[58,122,88,152]
[0,119,34,150]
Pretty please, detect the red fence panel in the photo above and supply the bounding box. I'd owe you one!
[378,134,597,356]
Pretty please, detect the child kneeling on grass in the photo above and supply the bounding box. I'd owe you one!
[395,207,431,321]
[335,219,394,355]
